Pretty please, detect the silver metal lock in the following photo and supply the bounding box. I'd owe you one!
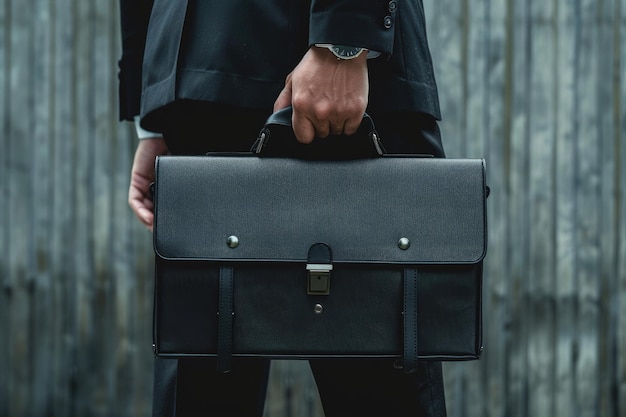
[306,263,332,295]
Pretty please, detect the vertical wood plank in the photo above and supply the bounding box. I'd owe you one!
[463,1,490,416]
[72,0,98,414]
[618,3,626,416]
[574,0,602,415]
[0,0,9,412]
[31,0,55,415]
[50,0,79,413]
[482,0,509,415]
[7,0,35,414]
[554,1,578,416]
[465,0,489,159]
[597,2,621,416]
[505,1,532,416]
[527,1,558,416]
[92,0,117,414]
[430,0,466,159]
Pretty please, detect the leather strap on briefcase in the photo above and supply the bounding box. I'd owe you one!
[152,109,487,373]
[403,269,419,373]
[217,266,234,372]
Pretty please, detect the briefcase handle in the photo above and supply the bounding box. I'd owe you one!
[251,106,387,159]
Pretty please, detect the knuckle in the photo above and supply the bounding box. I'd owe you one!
[313,104,332,122]
[291,94,310,112]
[349,98,367,115]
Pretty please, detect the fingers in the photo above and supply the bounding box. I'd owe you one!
[343,114,363,136]
[128,181,155,231]
[128,137,169,231]
[273,75,292,112]
[291,103,364,143]
[292,110,317,144]
[329,120,345,136]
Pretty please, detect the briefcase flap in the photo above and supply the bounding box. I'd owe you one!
[153,155,487,265]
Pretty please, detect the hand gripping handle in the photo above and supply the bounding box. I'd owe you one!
[251,106,386,158]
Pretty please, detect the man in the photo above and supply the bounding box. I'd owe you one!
[119,1,447,415]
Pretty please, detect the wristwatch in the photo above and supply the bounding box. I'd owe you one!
[316,44,365,60]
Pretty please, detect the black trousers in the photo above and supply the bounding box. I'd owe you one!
[152,101,447,417]
[153,358,446,417]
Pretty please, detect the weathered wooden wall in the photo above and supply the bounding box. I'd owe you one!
[0,0,624,416]
[427,1,626,416]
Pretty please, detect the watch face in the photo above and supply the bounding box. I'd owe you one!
[330,45,364,59]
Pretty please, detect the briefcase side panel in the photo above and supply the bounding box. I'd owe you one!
[416,264,483,359]
[154,259,220,354]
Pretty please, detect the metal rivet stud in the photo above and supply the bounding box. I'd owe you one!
[314,304,323,314]
[226,235,239,248]
[398,237,410,250]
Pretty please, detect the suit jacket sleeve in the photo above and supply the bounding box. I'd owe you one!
[118,0,154,121]
[309,0,396,56]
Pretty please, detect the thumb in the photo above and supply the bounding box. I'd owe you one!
[273,76,293,112]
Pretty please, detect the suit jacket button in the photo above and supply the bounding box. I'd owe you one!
[383,15,393,29]
[388,1,397,13]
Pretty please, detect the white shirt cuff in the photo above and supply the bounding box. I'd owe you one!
[134,116,163,140]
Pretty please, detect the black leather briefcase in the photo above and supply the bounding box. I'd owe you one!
[152,111,487,373]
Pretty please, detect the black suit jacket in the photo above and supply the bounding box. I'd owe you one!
[118,0,441,132]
